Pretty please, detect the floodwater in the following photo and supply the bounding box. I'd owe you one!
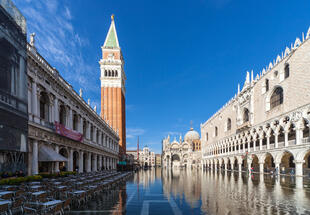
[69,168,310,214]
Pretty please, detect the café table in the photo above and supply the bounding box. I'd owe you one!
[40,200,62,207]
[0,191,14,199]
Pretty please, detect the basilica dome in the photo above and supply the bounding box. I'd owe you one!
[184,128,200,142]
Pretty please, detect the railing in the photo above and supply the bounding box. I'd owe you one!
[278,141,285,148]
[288,140,296,146]
[0,89,27,114]
[39,119,55,130]
[237,121,250,130]
[302,137,310,144]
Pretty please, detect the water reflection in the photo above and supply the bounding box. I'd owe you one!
[162,168,201,208]
[200,171,310,215]
[69,169,310,214]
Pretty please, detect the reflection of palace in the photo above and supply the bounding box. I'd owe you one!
[201,27,310,177]
[162,127,201,169]
[134,168,156,188]
[162,169,201,208]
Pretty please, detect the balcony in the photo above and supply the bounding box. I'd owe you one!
[237,121,250,132]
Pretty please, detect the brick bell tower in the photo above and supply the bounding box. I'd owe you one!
[99,15,126,158]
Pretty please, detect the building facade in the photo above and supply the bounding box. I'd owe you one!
[0,0,28,174]
[27,35,119,175]
[155,154,161,167]
[139,146,155,167]
[99,15,126,158]
[162,127,202,169]
[201,26,310,177]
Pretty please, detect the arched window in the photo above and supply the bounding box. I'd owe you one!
[270,87,283,109]
[215,126,218,137]
[112,70,114,77]
[108,70,111,77]
[243,108,249,122]
[83,120,87,136]
[90,125,94,141]
[206,132,208,141]
[265,79,269,92]
[284,64,289,78]
[73,114,78,131]
[115,71,118,77]
[59,105,66,125]
[227,118,231,131]
[104,70,107,77]
[39,92,49,121]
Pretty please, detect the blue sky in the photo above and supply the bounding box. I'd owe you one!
[13,0,310,153]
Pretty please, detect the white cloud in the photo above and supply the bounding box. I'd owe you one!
[166,131,182,136]
[126,128,145,139]
[126,147,138,151]
[64,7,72,20]
[13,0,98,101]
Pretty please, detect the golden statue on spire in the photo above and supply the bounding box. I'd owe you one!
[111,14,115,21]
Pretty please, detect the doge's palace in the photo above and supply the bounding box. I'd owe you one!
[201,27,310,177]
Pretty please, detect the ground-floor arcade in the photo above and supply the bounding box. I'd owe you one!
[28,125,118,175]
[202,147,310,177]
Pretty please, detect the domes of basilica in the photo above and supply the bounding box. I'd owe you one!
[184,127,200,142]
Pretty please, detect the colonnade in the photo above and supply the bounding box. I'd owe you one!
[30,139,118,175]
[202,147,310,177]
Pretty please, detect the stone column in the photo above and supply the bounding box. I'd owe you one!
[296,127,304,145]
[32,81,39,123]
[68,148,73,171]
[86,122,91,140]
[284,130,289,147]
[98,131,102,145]
[54,98,59,122]
[93,128,97,143]
[253,139,256,151]
[266,135,270,149]
[55,145,59,172]
[93,154,97,171]
[238,143,241,153]
[32,140,39,175]
[224,162,227,171]
[274,131,279,148]
[79,151,84,173]
[259,137,263,151]
[87,153,91,172]
[294,160,305,177]
[78,116,83,134]
[259,162,264,174]
[242,142,245,153]
[68,108,73,129]
[99,156,102,171]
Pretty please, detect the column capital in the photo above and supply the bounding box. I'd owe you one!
[293,160,305,164]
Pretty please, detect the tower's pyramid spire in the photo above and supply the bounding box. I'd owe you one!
[103,14,120,49]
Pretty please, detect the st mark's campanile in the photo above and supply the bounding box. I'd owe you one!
[99,15,126,158]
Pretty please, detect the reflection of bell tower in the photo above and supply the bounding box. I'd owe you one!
[99,15,126,156]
